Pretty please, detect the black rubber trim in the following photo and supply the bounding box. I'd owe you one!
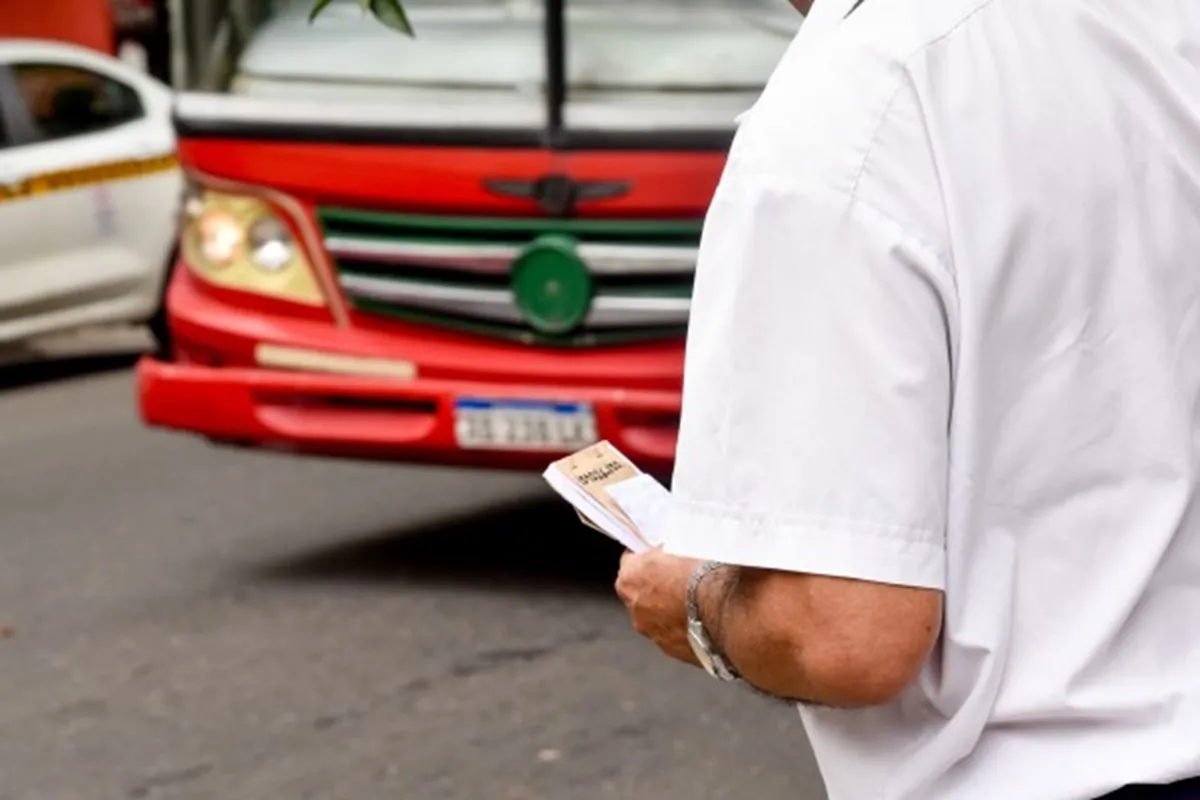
[172,114,548,148]
[563,128,735,152]
[172,113,735,152]
[544,0,566,146]
[147,242,179,359]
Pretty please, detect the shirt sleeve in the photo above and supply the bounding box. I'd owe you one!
[664,167,956,590]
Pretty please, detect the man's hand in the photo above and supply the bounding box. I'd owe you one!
[614,548,702,666]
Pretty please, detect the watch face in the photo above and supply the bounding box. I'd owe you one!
[688,624,719,679]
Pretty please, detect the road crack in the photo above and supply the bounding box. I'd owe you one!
[126,763,213,799]
[447,629,604,680]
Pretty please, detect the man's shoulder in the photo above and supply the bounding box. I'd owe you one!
[725,0,992,244]
[733,0,992,185]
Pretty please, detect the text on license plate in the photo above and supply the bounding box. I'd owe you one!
[453,398,598,451]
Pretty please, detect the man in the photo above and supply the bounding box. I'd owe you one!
[615,0,1200,798]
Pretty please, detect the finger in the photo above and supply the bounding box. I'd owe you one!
[614,570,635,606]
[615,579,631,606]
[615,550,639,586]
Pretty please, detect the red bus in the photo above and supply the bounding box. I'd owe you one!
[0,0,169,80]
[137,0,801,477]
[0,0,115,54]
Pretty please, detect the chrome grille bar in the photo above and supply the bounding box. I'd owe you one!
[339,274,522,325]
[324,236,697,276]
[339,273,691,328]
[324,237,517,274]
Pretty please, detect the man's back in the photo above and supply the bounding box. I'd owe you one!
[674,0,1200,796]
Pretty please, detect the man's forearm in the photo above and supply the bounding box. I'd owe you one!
[694,565,942,709]
[695,566,823,704]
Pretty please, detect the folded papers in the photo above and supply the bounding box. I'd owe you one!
[542,441,673,552]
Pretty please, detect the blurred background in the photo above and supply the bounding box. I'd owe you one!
[0,1,824,797]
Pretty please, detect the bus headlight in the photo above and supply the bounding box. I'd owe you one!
[182,188,326,306]
[248,216,295,272]
[196,209,243,266]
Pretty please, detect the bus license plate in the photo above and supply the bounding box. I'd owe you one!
[453,398,598,452]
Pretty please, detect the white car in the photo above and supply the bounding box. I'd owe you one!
[0,39,181,355]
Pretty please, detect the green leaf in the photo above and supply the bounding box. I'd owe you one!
[308,0,337,23]
[310,0,414,35]
[365,0,414,36]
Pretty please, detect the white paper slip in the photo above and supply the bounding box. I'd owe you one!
[606,473,672,548]
[543,440,674,552]
[542,463,649,553]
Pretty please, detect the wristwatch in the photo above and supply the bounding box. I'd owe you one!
[686,560,739,682]
[686,562,788,703]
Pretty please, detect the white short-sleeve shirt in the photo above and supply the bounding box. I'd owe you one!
[665,0,1200,798]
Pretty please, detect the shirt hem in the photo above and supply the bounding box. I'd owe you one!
[665,499,946,590]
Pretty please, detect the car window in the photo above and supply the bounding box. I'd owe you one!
[11,63,144,142]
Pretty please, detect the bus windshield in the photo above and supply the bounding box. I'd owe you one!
[172,0,802,133]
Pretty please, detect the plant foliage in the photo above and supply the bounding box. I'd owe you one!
[309,0,413,36]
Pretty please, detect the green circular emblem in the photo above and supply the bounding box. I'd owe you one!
[510,235,593,335]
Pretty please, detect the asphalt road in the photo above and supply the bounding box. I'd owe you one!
[0,347,826,800]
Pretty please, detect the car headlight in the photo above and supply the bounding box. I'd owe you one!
[181,187,326,306]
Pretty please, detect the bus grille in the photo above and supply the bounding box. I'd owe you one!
[317,207,700,347]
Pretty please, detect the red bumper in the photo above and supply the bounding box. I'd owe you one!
[137,357,681,473]
[138,271,682,475]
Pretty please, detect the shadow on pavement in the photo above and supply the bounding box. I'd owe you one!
[251,497,625,597]
[0,353,139,392]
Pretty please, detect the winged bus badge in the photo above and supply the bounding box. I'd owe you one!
[483,174,631,217]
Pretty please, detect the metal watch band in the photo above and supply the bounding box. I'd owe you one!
[685,560,727,630]
[686,560,741,683]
